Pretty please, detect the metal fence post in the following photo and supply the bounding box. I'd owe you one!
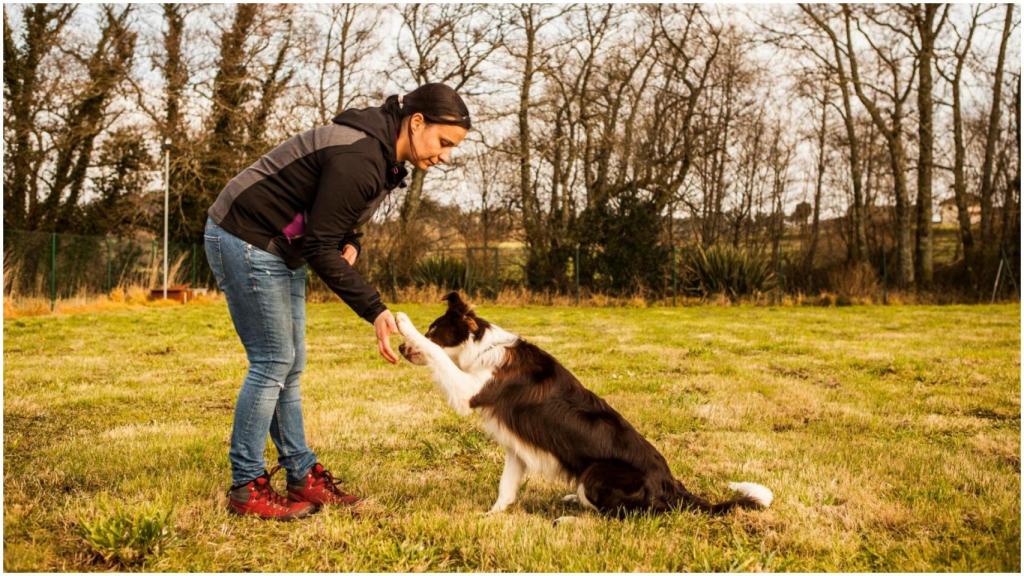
[106,238,113,292]
[881,248,888,305]
[50,233,57,311]
[672,245,678,307]
[366,247,373,282]
[991,257,1004,304]
[389,260,398,303]
[1000,243,1018,296]
[575,244,581,306]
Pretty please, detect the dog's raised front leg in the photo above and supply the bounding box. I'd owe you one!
[395,312,478,415]
[488,450,525,514]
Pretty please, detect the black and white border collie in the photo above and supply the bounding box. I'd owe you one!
[396,292,773,517]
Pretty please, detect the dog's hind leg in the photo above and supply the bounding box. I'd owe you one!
[488,450,525,514]
[578,461,647,515]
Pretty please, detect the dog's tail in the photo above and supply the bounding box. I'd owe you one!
[678,481,774,515]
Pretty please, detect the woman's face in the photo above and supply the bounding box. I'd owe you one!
[406,113,468,171]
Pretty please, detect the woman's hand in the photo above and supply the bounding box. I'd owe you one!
[374,310,399,364]
[341,244,358,266]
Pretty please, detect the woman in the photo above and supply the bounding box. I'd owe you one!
[204,83,471,520]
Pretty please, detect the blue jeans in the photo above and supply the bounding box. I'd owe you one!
[204,218,317,486]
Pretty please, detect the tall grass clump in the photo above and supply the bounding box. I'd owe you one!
[825,260,880,304]
[682,245,775,301]
[78,505,174,568]
[413,255,467,291]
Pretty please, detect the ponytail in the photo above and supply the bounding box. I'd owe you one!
[387,83,471,130]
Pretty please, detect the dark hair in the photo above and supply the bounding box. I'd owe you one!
[384,83,471,130]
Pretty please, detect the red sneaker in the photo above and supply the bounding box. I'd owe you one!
[288,463,362,507]
[227,467,317,521]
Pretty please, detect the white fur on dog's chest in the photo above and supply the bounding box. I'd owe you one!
[478,409,569,482]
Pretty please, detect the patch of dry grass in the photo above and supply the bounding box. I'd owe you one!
[3,302,1020,571]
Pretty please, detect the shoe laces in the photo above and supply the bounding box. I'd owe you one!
[314,465,348,496]
[255,466,293,509]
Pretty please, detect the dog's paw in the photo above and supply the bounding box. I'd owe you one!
[561,494,580,505]
[552,515,581,527]
[485,504,509,516]
[394,312,416,336]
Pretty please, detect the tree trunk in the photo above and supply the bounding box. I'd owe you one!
[806,77,828,273]
[162,4,186,142]
[204,4,260,196]
[943,9,979,288]
[160,4,189,239]
[801,6,867,264]
[913,4,939,287]
[1002,80,1021,272]
[888,124,914,288]
[335,6,352,116]
[518,6,541,256]
[979,4,1014,254]
[843,5,913,287]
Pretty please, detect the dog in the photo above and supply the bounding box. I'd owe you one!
[396,292,773,516]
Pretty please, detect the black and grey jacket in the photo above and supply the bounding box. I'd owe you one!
[208,105,408,323]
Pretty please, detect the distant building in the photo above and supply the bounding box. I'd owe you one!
[939,194,982,225]
[845,199,978,225]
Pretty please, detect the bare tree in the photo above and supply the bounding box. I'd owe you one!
[1003,77,1021,265]
[936,4,986,287]
[182,4,298,239]
[159,4,188,144]
[767,121,794,271]
[805,71,831,273]
[388,4,500,278]
[978,4,1015,255]
[907,4,948,287]
[695,32,748,248]
[844,4,918,288]
[306,4,380,124]
[727,102,769,250]
[247,14,296,150]
[3,4,77,230]
[501,3,571,288]
[793,4,869,263]
[40,5,136,231]
[201,4,261,198]
[649,3,722,215]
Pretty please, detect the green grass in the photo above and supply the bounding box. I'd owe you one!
[3,302,1020,571]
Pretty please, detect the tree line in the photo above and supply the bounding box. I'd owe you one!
[3,4,1020,299]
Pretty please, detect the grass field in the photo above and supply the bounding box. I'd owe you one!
[3,301,1020,571]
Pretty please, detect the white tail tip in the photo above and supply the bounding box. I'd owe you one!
[728,481,774,508]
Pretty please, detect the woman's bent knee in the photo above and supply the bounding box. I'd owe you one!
[247,358,294,389]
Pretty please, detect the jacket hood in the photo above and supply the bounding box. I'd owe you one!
[333,104,407,189]
[332,105,400,163]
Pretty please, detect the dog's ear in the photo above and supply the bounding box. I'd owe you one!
[443,291,470,316]
[466,315,478,332]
